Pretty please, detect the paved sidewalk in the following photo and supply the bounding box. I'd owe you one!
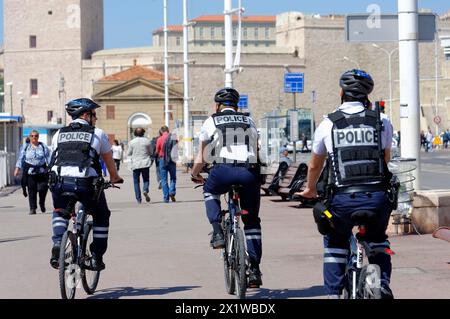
[0,166,449,299]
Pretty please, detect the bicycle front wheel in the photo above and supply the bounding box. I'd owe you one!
[223,218,235,295]
[81,221,101,294]
[357,264,382,299]
[59,231,78,299]
[234,228,247,299]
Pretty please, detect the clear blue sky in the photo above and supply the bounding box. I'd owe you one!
[0,0,449,49]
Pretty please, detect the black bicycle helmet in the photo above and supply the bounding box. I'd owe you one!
[339,69,374,100]
[214,87,240,107]
[65,98,101,119]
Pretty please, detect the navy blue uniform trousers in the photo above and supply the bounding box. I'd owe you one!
[51,179,111,259]
[324,191,393,295]
[203,164,262,265]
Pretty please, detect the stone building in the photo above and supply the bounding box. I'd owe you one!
[152,15,276,49]
[3,1,450,143]
[92,61,183,144]
[3,0,103,142]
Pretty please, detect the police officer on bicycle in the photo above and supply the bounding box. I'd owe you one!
[48,98,123,271]
[298,69,395,298]
[191,87,263,288]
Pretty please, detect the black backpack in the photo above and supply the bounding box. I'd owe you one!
[163,134,178,166]
[149,137,158,159]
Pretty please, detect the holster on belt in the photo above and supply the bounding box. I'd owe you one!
[312,202,335,236]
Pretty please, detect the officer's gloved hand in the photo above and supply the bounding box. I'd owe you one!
[191,174,205,184]
[111,176,124,186]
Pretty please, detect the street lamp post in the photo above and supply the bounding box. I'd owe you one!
[343,56,360,69]
[17,91,24,119]
[372,43,399,122]
[6,82,13,115]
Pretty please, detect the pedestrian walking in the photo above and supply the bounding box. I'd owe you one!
[426,129,433,152]
[14,130,51,215]
[301,133,309,152]
[111,139,123,171]
[156,126,178,203]
[443,129,449,149]
[127,127,152,204]
[150,132,162,189]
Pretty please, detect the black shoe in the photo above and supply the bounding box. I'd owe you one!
[210,231,225,249]
[169,194,176,202]
[143,192,151,202]
[50,244,60,269]
[248,267,263,288]
[158,183,162,190]
[85,256,105,271]
[29,209,36,215]
[381,285,394,299]
[40,203,46,213]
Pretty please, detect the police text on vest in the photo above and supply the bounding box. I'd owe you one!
[58,132,93,143]
[333,127,378,147]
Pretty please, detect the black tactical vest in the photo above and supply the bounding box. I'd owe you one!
[328,109,387,190]
[209,110,258,164]
[51,122,101,176]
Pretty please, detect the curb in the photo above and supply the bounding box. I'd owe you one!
[0,186,21,198]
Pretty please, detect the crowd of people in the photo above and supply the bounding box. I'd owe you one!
[420,128,450,152]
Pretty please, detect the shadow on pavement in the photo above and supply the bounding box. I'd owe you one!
[247,285,326,299]
[87,285,201,299]
[0,235,44,244]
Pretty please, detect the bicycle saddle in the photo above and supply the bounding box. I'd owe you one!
[61,192,80,201]
[350,210,377,226]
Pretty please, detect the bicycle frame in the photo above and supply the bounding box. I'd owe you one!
[225,187,244,261]
[348,227,365,299]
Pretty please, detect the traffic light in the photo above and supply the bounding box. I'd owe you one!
[374,100,385,113]
[379,100,385,113]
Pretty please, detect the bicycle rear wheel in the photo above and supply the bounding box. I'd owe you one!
[59,230,78,299]
[234,228,247,299]
[357,264,381,299]
[223,218,235,294]
[81,221,101,295]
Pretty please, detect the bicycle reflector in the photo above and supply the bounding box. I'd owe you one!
[385,248,395,255]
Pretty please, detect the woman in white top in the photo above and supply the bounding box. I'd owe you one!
[111,139,123,171]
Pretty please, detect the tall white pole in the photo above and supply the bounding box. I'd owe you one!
[183,0,192,162]
[434,26,439,136]
[398,0,420,189]
[224,0,233,88]
[388,52,393,122]
[163,0,170,127]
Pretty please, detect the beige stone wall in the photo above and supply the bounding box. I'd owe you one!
[3,0,103,126]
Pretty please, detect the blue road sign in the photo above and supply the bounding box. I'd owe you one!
[284,73,304,93]
[238,94,248,109]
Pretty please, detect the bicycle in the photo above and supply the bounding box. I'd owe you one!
[57,178,121,299]
[299,194,394,299]
[342,210,395,299]
[194,178,250,299]
[221,184,250,299]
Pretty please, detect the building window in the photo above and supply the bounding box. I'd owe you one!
[255,43,259,47]
[47,110,53,122]
[106,105,115,120]
[243,28,247,38]
[211,27,215,39]
[176,36,181,46]
[30,79,38,95]
[221,27,225,37]
[254,28,258,38]
[265,43,270,47]
[265,27,270,39]
[233,27,237,37]
[199,27,204,39]
[29,35,37,48]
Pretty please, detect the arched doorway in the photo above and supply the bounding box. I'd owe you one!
[128,113,152,141]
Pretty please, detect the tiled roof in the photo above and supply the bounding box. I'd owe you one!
[192,15,276,23]
[99,65,178,81]
[153,25,184,34]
